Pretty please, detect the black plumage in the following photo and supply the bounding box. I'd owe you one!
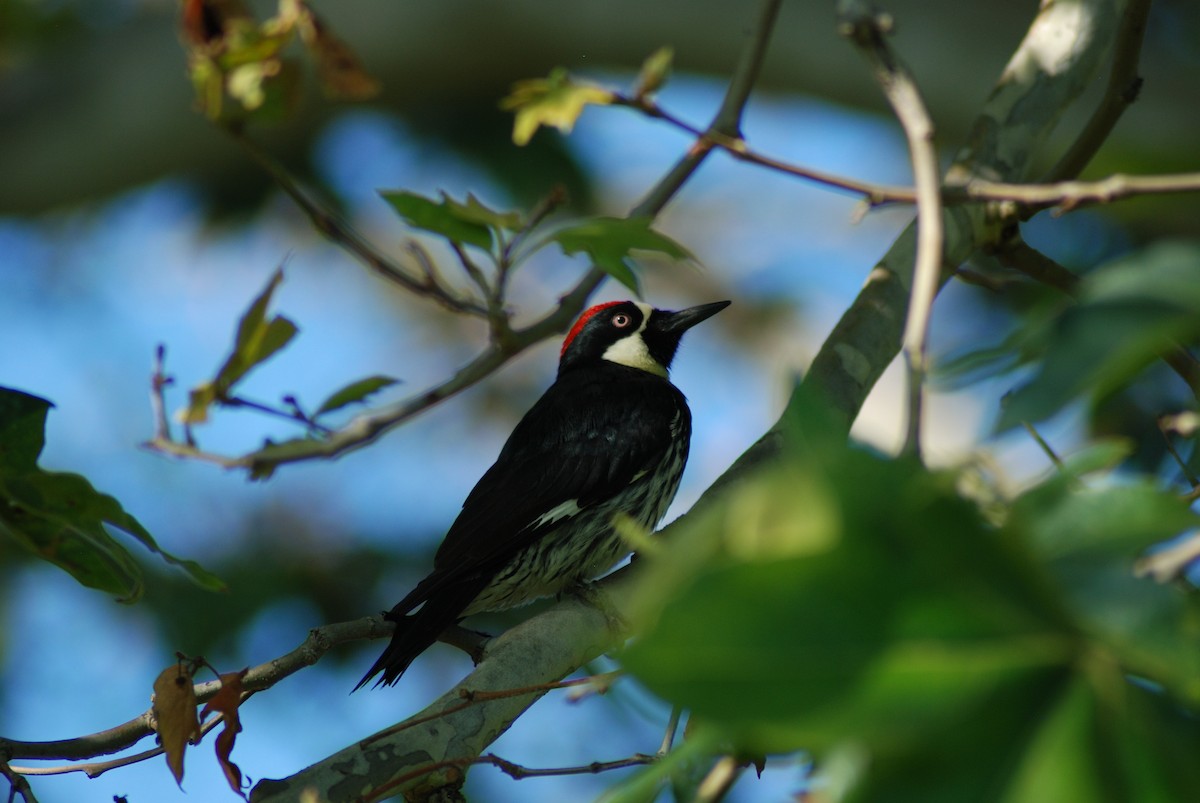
[358,300,728,689]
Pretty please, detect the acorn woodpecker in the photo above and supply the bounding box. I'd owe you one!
[357,299,730,689]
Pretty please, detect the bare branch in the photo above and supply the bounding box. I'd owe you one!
[1,760,40,803]
[482,751,657,781]
[800,0,1124,434]
[1135,531,1200,584]
[1,617,391,763]
[11,712,226,780]
[231,130,486,317]
[694,755,744,803]
[1044,0,1153,181]
[837,1,945,458]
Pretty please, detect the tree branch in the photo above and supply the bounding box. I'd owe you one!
[837,0,945,458]
[232,130,487,316]
[1,760,40,803]
[0,617,391,763]
[799,0,1123,435]
[1043,0,1152,181]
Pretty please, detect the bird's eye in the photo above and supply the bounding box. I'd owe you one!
[612,314,632,328]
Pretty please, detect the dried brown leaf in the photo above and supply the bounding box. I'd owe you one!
[201,668,250,799]
[293,3,380,100]
[152,663,200,787]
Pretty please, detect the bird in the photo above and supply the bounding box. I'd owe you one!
[357,298,730,689]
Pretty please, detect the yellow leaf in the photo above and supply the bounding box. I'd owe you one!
[501,68,614,146]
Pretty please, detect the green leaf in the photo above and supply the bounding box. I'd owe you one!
[998,243,1200,430]
[315,375,400,416]
[0,391,224,599]
[0,387,52,472]
[1009,477,1200,704]
[625,444,1067,752]
[500,67,615,146]
[381,191,521,250]
[634,46,674,97]
[550,217,692,295]
[1017,482,1200,559]
[181,268,298,425]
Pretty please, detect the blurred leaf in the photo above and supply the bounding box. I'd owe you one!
[549,216,692,295]
[315,375,400,417]
[0,387,224,599]
[0,386,51,472]
[625,442,1068,753]
[1051,437,1135,480]
[182,268,298,425]
[381,190,522,250]
[291,1,380,100]
[623,417,1200,800]
[1015,481,1200,559]
[180,0,252,48]
[153,662,201,787]
[200,668,250,799]
[224,57,300,122]
[999,243,1200,430]
[501,67,615,146]
[635,46,674,97]
[1010,477,1200,704]
[182,0,371,123]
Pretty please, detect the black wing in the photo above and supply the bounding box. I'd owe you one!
[434,363,685,598]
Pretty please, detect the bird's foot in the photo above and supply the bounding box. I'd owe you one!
[439,624,492,665]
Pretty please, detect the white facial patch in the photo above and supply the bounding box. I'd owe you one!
[601,302,668,377]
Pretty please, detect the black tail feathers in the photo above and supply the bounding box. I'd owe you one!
[354,581,483,691]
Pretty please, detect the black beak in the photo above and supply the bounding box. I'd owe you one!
[656,300,731,334]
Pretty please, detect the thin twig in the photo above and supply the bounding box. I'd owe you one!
[1134,531,1200,583]
[150,344,173,441]
[617,85,1200,217]
[658,706,682,756]
[965,172,1200,214]
[1022,421,1065,470]
[229,130,486,316]
[1158,418,1200,488]
[222,394,331,434]
[10,711,227,780]
[0,760,39,803]
[365,672,622,746]
[694,755,743,803]
[363,751,658,803]
[450,240,492,301]
[0,617,391,762]
[1044,0,1152,181]
[616,92,917,205]
[838,1,944,458]
[485,751,657,780]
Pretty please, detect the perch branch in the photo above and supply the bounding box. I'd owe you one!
[837,0,945,458]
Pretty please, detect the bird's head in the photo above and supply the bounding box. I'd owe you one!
[558,300,731,377]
